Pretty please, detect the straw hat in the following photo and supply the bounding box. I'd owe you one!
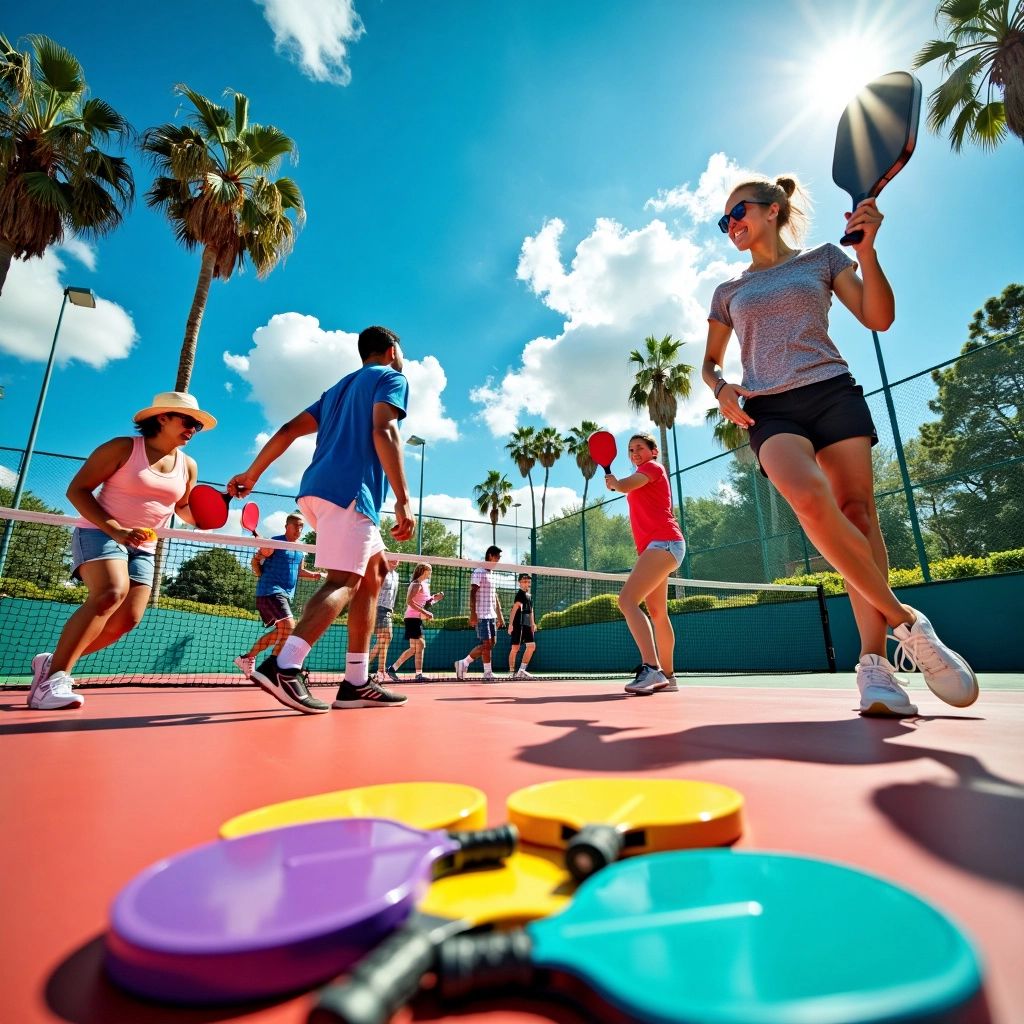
[133,391,217,430]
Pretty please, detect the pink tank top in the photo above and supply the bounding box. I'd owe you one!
[76,436,188,552]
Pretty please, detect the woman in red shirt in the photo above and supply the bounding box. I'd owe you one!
[604,433,685,696]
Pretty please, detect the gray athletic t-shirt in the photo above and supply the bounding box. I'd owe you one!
[708,242,856,396]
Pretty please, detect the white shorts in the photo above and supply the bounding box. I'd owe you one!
[297,496,385,575]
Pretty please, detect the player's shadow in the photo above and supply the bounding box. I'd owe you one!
[0,707,295,735]
[439,692,628,704]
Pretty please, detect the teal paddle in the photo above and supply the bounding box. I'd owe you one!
[436,850,984,1024]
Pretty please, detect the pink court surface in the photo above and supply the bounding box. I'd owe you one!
[2,674,1023,1024]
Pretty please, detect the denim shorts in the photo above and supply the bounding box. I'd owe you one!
[645,539,686,567]
[71,528,156,586]
[475,618,497,642]
[375,607,394,630]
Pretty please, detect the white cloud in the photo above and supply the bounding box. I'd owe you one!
[0,243,137,368]
[223,312,459,488]
[0,465,17,488]
[255,0,365,85]
[644,152,756,221]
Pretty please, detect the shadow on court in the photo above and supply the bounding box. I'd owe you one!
[0,705,295,735]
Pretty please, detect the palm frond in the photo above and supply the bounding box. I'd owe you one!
[242,123,297,167]
[80,97,133,142]
[27,35,83,94]
[913,38,960,68]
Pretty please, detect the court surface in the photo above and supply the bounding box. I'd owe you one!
[3,674,1022,1024]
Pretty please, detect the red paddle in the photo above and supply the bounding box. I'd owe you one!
[587,430,617,475]
[188,484,232,530]
[240,501,261,537]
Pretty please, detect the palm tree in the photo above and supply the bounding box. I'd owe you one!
[704,407,755,465]
[506,425,539,536]
[535,426,564,526]
[627,334,694,480]
[141,86,304,391]
[0,34,134,294]
[473,470,514,545]
[913,0,1024,150]
[563,420,601,510]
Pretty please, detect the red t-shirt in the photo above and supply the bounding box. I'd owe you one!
[626,459,684,553]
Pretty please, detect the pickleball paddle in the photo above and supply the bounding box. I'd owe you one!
[436,849,984,1024]
[507,777,744,882]
[309,844,572,1024]
[833,70,921,245]
[219,781,488,839]
[188,484,232,530]
[587,430,617,475]
[104,817,516,1004]
[240,501,261,537]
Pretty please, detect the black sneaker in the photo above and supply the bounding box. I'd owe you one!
[332,679,408,709]
[251,656,329,714]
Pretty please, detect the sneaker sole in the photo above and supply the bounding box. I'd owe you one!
[860,700,918,717]
[28,653,52,706]
[251,669,329,715]
[331,698,408,709]
[233,657,253,679]
[924,659,980,708]
[454,661,465,681]
[30,695,84,710]
[625,680,669,696]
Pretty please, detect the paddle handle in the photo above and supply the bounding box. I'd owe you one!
[565,824,625,882]
[309,926,438,1024]
[437,824,518,876]
[840,228,864,245]
[437,929,537,1000]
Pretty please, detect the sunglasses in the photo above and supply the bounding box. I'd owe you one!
[168,412,204,432]
[717,199,772,234]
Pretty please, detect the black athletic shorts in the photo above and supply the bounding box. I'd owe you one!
[745,372,877,476]
[256,593,293,626]
[510,623,535,645]
[404,617,424,641]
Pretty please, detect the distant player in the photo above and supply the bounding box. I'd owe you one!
[234,512,325,679]
[367,556,401,681]
[387,562,444,682]
[454,545,505,681]
[507,573,538,679]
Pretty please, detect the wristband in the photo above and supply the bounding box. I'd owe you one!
[713,378,729,399]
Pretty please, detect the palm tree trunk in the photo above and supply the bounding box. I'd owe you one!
[491,511,498,545]
[658,424,672,478]
[541,467,550,526]
[176,247,217,392]
[0,239,14,296]
[527,473,537,562]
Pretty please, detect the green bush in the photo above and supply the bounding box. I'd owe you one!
[434,615,470,631]
[155,597,259,620]
[0,577,44,599]
[930,555,989,580]
[990,548,1024,573]
[667,594,718,614]
[771,571,846,595]
[719,593,760,609]
[887,567,925,588]
[542,593,623,630]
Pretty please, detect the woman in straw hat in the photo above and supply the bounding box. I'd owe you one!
[27,392,215,710]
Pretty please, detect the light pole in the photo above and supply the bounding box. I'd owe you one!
[406,435,426,554]
[512,502,522,563]
[0,286,96,577]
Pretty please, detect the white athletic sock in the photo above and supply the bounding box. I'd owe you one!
[483,662,492,673]
[345,653,369,686]
[278,636,311,670]
[460,656,471,668]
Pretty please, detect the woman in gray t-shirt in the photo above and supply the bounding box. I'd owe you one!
[701,174,977,717]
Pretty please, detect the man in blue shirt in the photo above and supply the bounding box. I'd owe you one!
[233,512,325,680]
[228,326,415,714]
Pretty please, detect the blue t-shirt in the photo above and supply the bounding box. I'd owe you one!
[299,364,409,525]
[255,536,306,598]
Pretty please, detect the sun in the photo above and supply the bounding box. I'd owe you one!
[804,36,897,120]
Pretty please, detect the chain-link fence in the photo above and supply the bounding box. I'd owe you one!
[535,331,1024,582]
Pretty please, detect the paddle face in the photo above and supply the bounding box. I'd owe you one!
[526,850,983,1024]
[240,501,260,535]
[188,484,231,530]
[104,818,507,1003]
[508,778,743,879]
[219,781,488,839]
[832,71,921,244]
[587,430,617,474]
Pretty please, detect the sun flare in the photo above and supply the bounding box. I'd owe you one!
[805,36,896,120]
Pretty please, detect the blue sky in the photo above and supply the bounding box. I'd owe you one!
[1,0,1019,550]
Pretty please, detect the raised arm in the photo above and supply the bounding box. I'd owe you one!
[833,199,894,331]
[227,412,318,497]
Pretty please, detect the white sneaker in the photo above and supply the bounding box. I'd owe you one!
[234,654,256,678]
[856,654,917,717]
[29,671,84,710]
[625,664,668,696]
[661,675,678,692]
[482,672,495,682]
[514,669,535,680]
[454,659,467,681]
[29,652,53,707]
[891,606,979,708]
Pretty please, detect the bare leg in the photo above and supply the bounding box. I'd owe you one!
[618,547,677,668]
[50,560,133,675]
[759,434,911,629]
[508,643,520,673]
[292,570,364,647]
[78,580,151,657]
[643,576,675,676]
[393,644,414,670]
[816,437,890,657]
[244,619,293,660]
[346,553,387,655]
[520,641,536,668]
[413,638,425,674]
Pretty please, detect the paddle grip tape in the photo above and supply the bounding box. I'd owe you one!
[435,824,518,877]
[437,929,537,1000]
[309,928,437,1024]
[565,824,627,883]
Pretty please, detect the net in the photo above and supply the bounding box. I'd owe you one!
[0,507,834,687]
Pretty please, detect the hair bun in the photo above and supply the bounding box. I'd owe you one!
[775,175,797,197]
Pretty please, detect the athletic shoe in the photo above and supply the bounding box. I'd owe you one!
[625,664,668,696]
[414,673,428,682]
[29,671,84,710]
[251,656,329,714]
[332,680,408,709]
[856,654,917,717]
[233,654,256,679]
[514,669,535,680]
[385,665,401,683]
[454,659,467,681]
[661,675,679,692]
[28,652,53,707]
[482,672,495,681]
[891,606,979,708]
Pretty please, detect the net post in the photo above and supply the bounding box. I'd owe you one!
[815,584,837,673]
